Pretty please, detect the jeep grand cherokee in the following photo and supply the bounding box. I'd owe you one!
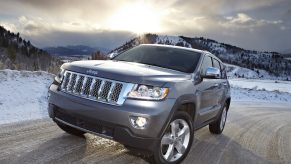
[48,44,231,164]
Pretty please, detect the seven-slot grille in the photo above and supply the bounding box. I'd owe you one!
[60,70,126,105]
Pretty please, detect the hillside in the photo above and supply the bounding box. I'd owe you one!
[44,45,109,56]
[0,26,60,73]
[111,34,291,80]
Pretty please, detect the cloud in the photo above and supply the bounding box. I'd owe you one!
[0,0,290,52]
[221,13,282,29]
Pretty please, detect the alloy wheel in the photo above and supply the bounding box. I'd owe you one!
[160,119,190,162]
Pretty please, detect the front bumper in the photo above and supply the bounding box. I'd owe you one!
[48,84,176,151]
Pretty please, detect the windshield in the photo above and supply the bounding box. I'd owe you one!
[113,45,201,73]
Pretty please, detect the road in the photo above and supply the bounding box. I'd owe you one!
[0,101,290,164]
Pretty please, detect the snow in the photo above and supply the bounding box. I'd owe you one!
[229,79,291,93]
[231,87,291,102]
[0,69,290,125]
[226,64,259,79]
[0,69,54,124]
[155,35,192,48]
[226,64,291,80]
[209,42,227,53]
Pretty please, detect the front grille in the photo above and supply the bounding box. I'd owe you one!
[60,70,131,105]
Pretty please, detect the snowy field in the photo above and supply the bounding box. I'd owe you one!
[229,79,291,93]
[0,70,54,124]
[226,64,291,80]
[0,69,290,125]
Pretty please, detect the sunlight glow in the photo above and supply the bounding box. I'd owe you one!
[107,2,162,34]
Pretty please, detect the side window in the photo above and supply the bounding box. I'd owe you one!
[200,55,213,75]
[220,63,227,79]
[212,59,222,78]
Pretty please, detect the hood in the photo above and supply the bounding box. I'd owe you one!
[62,60,192,86]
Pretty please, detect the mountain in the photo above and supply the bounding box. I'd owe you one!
[0,26,60,73]
[111,34,291,80]
[44,45,109,57]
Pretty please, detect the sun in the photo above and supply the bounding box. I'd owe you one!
[107,2,162,34]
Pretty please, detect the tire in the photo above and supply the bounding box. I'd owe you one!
[56,121,85,137]
[209,103,228,134]
[152,111,194,164]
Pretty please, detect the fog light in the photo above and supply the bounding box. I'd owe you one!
[130,116,148,129]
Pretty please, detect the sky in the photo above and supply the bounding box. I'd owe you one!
[0,0,290,52]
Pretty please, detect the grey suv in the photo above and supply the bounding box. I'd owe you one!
[48,44,231,164]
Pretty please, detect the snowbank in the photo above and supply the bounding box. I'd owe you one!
[231,87,291,102]
[229,79,291,93]
[0,69,54,124]
[226,64,291,80]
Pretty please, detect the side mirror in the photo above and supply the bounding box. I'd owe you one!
[109,52,119,59]
[203,67,221,79]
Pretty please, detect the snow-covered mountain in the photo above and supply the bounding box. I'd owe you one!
[111,34,291,80]
[225,64,291,80]
[44,45,109,57]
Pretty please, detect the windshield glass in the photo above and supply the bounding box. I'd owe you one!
[113,45,201,73]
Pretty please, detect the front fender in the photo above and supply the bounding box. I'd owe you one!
[157,94,198,138]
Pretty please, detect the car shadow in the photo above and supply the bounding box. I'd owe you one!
[5,126,267,164]
[125,127,268,164]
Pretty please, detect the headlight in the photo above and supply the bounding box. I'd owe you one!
[55,68,65,83]
[127,84,169,100]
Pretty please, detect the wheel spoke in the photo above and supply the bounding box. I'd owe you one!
[161,134,173,145]
[164,144,174,160]
[175,141,186,154]
[171,121,178,137]
[178,126,189,139]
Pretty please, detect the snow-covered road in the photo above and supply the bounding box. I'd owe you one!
[0,101,290,164]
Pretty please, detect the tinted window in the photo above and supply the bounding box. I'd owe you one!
[213,59,221,70]
[201,55,213,75]
[113,45,201,73]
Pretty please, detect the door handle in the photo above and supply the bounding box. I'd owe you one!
[214,83,219,87]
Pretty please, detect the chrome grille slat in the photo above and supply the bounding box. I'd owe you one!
[97,80,106,99]
[60,70,130,105]
[107,82,116,102]
[91,79,102,98]
[110,83,123,102]
[61,72,69,90]
[88,79,97,97]
[67,74,77,92]
[65,73,72,91]
[80,77,88,95]
[73,75,80,93]
[99,81,112,100]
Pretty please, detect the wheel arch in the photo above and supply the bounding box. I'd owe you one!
[158,94,197,138]
[225,97,231,111]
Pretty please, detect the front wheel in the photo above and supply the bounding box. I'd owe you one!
[152,111,194,164]
[209,104,228,134]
